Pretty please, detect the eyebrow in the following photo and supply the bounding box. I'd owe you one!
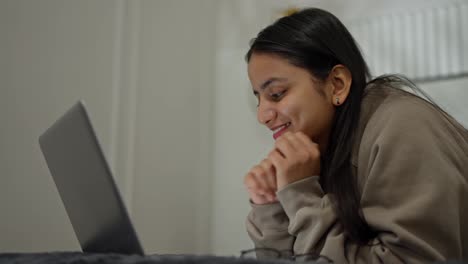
[253,77,288,94]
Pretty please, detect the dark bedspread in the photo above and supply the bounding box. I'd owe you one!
[1,252,466,264]
[0,252,296,264]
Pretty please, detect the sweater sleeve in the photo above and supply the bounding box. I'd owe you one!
[275,99,467,263]
[246,201,295,255]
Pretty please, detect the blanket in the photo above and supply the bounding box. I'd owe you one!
[0,252,296,264]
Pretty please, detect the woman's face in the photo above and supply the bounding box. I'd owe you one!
[248,52,336,150]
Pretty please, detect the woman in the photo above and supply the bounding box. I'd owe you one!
[243,7,468,263]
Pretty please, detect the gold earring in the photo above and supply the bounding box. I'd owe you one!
[336,97,340,105]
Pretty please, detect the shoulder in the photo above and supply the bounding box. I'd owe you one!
[359,87,464,147]
[354,86,468,183]
[365,88,439,131]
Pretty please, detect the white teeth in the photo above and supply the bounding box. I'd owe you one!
[273,127,283,134]
[273,123,290,134]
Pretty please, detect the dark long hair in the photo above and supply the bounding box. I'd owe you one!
[245,8,377,244]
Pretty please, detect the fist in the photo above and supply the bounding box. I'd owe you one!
[244,159,278,205]
[268,131,320,189]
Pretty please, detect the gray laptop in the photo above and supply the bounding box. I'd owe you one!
[39,101,144,255]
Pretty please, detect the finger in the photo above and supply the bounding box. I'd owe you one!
[294,131,316,148]
[249,190,276,204]
[259,159,277,190]
[244,166,264,190]
[244,171,260,190]
[283,132,313,163]
[252,175,276,199]
[244,169,264,193]
[274,132,296,159]
[268,149,286,172]
[246,177,275,202]
[295,132,320,159]
[259,158,274,173]
[244,170,277,205]
[247,188,267,204]
[283,132,305,152]
[251,165,271,191]
[245,166,275,195]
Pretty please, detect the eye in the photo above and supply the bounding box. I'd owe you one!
[270,90,286,101]
[253,93,260,107]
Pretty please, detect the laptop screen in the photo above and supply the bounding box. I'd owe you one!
[39,101,144,255]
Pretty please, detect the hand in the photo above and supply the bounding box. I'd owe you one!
[268,132,321,189]
[244,159,278,205]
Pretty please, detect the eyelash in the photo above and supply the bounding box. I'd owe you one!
[270,90,285,100]
[254,89,286,107]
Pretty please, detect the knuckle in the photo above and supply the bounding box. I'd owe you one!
[310,148,320,158]
[275,136,285,145]
[260,159,270,168]
[252,182,261,190]
[243,173,254,186]
[268,152,278,161]
[248,180,259,190]
[255,167,266,177]
[252,165,267,178]
[251,166,261,175]
[298,152,309,162]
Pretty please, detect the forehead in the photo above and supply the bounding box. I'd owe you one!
[248,53,292,76]
[247,53,305,87]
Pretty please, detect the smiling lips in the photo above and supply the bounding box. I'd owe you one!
[272,122,291,140]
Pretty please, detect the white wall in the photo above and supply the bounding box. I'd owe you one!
[129,0,216,254]
[1,0,120,251]
[1,0,216,254]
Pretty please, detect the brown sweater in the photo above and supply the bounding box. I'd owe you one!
[246,87,468,263]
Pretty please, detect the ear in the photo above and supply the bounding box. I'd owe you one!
[327,64,352,106]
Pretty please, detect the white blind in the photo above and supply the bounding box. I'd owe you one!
[348,2,468,82]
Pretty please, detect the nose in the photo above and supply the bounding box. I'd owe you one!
[257,100,276,125]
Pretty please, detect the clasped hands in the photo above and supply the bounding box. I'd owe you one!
[244,131,321,205]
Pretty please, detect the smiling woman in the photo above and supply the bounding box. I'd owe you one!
[242,7,468,264]
[249,53,337,145]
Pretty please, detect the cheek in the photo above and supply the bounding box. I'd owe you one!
[276,98,297,120]
[278,101,305,131]
[296,99,327,133]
